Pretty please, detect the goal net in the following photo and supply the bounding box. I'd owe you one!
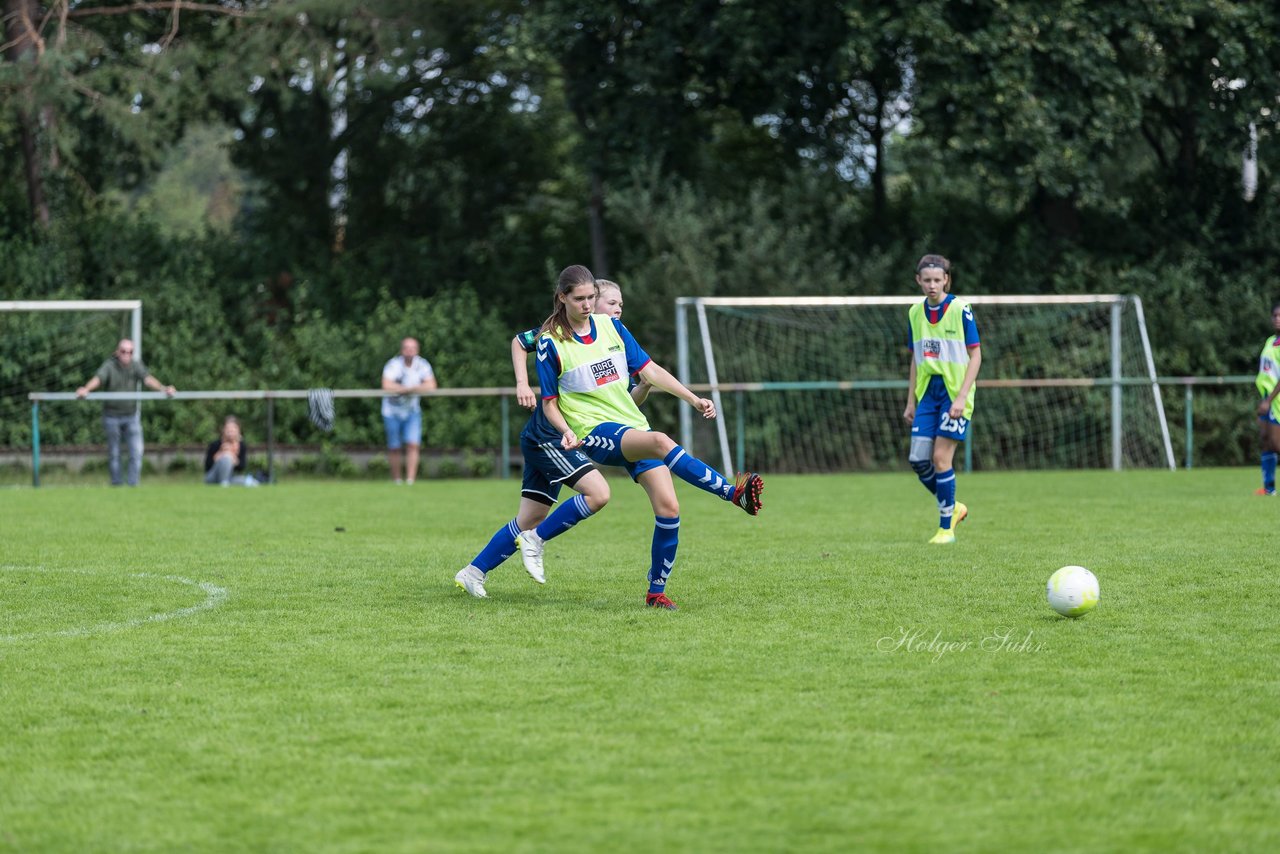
[0,301,142,452]
[675,295,1175,475]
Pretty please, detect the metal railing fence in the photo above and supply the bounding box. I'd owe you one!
[26,376,1259,487]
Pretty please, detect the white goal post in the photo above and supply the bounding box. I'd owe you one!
[1,301,144,481]
[675,295,1176,474]
[0,300,143,358]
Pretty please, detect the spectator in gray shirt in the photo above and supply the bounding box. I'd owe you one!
[75,339,176,486]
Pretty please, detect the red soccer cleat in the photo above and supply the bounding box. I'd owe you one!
[730,472,764,516]
[1255,487,1276,496]
[645,592,678,610]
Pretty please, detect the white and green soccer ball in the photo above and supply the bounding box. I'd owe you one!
[1046,565,1099,618]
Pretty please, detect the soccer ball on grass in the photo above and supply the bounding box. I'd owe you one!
[1046,565,1099,618]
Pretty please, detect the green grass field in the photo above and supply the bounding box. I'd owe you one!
[2,469,1278,852]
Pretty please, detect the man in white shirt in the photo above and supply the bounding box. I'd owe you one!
[381,337,437,484]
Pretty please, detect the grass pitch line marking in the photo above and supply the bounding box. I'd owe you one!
[0,565,228,642]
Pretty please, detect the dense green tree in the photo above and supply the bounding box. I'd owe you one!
[0,0,254,228]
[908,0,1277,242]
[515,1,858,273]
[3,0,1280,468]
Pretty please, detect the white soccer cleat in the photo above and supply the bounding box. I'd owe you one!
[454,565,488,598]
[516,530,546,584]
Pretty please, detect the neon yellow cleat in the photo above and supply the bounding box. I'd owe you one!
[953,502,968,526]
[928,528,956,545]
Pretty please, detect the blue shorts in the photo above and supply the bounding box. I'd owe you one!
[912,377,970,442]
[383,410,422,449]
[582,422,664,481]
[1260,411,1280,427]
[520,432,594,506]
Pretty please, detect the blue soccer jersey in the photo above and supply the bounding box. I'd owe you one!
[515,326,540,355]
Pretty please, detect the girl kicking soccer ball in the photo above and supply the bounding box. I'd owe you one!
[516,264,764,609]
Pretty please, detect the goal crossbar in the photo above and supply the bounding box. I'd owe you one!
[676,295,1127,308]
[0,300,144,361]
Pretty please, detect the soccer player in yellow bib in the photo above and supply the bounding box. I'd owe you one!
[454,278,652,599]
[1253,302,1280,495]
[903,254,982,544]
[515,264,765,610]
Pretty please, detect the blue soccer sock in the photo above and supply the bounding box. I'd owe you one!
[534,494,596,542]
[471,518,521,573]
[936,468,956,529]
[1263,452,1277,492]
[649,515,680,594]
[910,459,937,495]
[663,446,734,500]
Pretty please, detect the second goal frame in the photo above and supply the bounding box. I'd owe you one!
[675,295,1176,474]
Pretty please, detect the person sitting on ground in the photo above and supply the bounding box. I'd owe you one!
[204,416,256,486]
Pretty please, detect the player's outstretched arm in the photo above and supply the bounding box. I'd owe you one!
[948,347,982,420]
[1260,379,1280,417]
[541,397,581,449]
[638,362,715,419]
[903,356,917,424]
[630,379,653,407]
[511,336,537,409]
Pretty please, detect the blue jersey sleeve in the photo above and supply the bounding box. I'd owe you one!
[610,318,652,374]
[535,336,562,399]
[962,304,980,347]
[515,326,541,354]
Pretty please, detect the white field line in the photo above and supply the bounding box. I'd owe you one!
[0,566,228,642]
